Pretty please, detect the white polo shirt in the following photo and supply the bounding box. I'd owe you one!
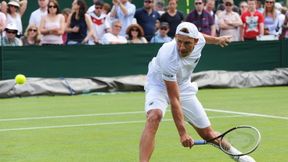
[146,33,205,91]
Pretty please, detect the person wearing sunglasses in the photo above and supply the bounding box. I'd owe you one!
[186,0,216,36]
[126,23,147,44]
[39,0,65,45]
[150,22,172,43]
[21,24,41,46]
[263,0,281,36]
[218,0,242,41]
[134,0,161,42]
[241,0,264,40]
[1,23,22,46]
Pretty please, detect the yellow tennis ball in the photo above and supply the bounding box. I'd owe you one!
[15,74,26,85]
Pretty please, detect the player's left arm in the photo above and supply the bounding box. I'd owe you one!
[203,34,232,47]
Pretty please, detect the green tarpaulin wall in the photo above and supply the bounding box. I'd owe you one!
[0,40,287,80]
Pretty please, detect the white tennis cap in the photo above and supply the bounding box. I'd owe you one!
[175,22,199,39]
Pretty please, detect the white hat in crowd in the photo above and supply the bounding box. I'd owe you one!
[5,23,18,32]
[8,0,20,8]
[176,22,200,39]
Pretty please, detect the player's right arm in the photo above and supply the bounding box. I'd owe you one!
[164,80,194,148]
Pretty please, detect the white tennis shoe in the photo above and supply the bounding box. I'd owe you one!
[231,155,256,162]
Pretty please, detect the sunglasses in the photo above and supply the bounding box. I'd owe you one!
[160,27,168,31]
[131,28,139,32]
[265,1,274,4]
[48,5,57,8]
[95,6,102,9]
[225,3,232,6]
[144,1,153,3]
[6,30,17,34]
[29,29,37,32]
[195,2,203,5]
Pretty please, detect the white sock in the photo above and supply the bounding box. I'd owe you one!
[228,146,242,155]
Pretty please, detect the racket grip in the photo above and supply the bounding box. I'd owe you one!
[194,140,207,145]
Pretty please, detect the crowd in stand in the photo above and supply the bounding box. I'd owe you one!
[0,0,287,46]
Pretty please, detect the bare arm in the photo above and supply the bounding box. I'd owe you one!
[19,0,27,17]
[164,80,193,148]
[203,34,232,47]
[82,14,94,43]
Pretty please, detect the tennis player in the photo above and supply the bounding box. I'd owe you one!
[139,22,255,162]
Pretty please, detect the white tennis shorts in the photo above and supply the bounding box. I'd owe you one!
[145,82,211,128]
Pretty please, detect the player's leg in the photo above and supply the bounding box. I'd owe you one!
[180,84,255,162]
[139,89,168,162]
[139,109,163,162]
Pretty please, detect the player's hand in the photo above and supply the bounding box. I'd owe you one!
[217,35,232,47]
[180,133,194,149]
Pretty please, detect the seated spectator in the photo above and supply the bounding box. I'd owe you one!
[66,0,94,45]
[126,24,147,43]
[218,0,242,41]
[281,8,288,39]
[39,0,65,45]
[29,0,48,28]
[110,0,136,36]
[62,8,72,44]
[100,19,127,44]
[6,0,27,37]
[88,0,110,45]
[150,22,172,43]
[21,24,41,46]
[0,23,22,46]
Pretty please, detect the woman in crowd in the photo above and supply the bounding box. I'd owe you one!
[126,24,147,44]
[21,24,41,45]
[39,0,65,45]
[6,0,27,37]
[66,0,94,45]
[263,0,281,36]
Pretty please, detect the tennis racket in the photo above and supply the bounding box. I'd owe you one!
[194,125,261,156]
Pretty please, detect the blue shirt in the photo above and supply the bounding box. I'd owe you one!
[150,33,172,43]
[134,8,160,41]
[185,10,214,35]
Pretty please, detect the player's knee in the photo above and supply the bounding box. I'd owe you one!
[146,109,162,125]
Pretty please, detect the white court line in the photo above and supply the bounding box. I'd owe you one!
[205,108,288,120]
[0,115,247,132]
[0,111,144,122]
[0,108,287,122]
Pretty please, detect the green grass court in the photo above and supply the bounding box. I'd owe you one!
[0,86,287,162]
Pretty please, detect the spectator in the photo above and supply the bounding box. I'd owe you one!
[6,0,27,37]
[87,0,99,13]
[150,22,172,43]
[263,0,281,36]
[87,0,110,45]
[160,0,184,38]
[110,0,136,36]
[39,0,65,45]
[205,0,216,16]
[281,8,288,39]
[275,2,285,30]
[21,24,41,45]
[0,23,22,46]
[126,23,147,43]
[61,8,72,44]
[218,0,242,41]
[0,7,6,32]
[29,0,48,28]
[134,0,160,41]
[256,0,264,13]
[66,0,94,45]
[154,0,165,16]
[186,0,216,36]
[239,1,248,14]
[0,1,7,15]
[241,0,264,40]
[102,2,111,14]
[100,19,127,44]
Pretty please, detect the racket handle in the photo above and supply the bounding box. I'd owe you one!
[194,140,207,145]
